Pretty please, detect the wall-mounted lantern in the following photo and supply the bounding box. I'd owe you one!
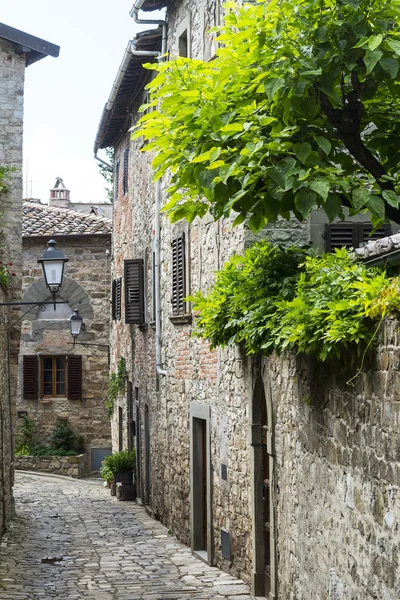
[37,239,69,306]
[69,309,83,341]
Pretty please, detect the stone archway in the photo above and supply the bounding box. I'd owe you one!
[22,276,94,322]
[250,370,277,599]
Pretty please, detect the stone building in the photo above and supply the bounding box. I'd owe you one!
[16,190,112,473]
[95,2,400,599]
[0,23,59,538]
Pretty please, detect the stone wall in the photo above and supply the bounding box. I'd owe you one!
[16,236,112,467]
[14,453,88,478]
[0,38,25,538]
[265,320,400,599]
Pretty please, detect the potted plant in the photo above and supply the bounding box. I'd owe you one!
[112,450,136,485]
[100,455,115,487]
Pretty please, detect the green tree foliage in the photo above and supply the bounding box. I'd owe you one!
[135,0,400,231]
[191,242,400,361]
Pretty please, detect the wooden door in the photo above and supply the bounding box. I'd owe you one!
[201,419,207,550]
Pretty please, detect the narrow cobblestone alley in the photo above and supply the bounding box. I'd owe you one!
[0,473,253,600]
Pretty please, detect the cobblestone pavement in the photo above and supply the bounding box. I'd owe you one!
[0,473,253,600]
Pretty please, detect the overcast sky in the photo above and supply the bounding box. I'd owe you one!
[2,0,155,204]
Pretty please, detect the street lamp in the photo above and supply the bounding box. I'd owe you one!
[69,309,83,341]
[68,311,109,365]
[0,239,69,320]
[37,239,69,305]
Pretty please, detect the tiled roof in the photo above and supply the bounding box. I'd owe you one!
[23,202,112,237]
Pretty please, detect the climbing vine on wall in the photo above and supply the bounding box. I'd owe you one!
[0,166,16,289]
[106,356,127,418]
[190,242,400,361]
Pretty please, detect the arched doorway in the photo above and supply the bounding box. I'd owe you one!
[251,375,277,599]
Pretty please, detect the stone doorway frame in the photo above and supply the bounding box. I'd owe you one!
[190,402,212,564]
[250,370,277,599]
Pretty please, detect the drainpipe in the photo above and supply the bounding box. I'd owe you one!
[130,1,167,377]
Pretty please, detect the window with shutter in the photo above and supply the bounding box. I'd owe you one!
[125,259,145,324]
[325,223,391,251]
[171,234,186,316]
[68,355,82,400]
[112,279,116,320]
[114,159,120,201]
[23,356,38,400]
[122,147,129,195]
[112,278,122,321]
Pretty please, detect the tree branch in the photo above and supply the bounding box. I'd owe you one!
[319,90,400,223]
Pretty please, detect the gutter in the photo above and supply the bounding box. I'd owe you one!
[130,1,167,378]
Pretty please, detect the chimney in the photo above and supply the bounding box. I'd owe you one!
[49,177,71,208]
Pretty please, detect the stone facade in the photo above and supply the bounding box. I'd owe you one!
[0,38,26,539]
[16,228,112,470]
[263,320,400,599]
[98,2,400,599]
[14,453,88,478]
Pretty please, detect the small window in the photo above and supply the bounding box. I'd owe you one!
[176,16,191,58]
[42,356,66,397]
[171,234,186,316]
[179,29,188,57]
[122,147,129,195]
[23,355,82,401]
[325,223,391,251]
[112,277,122,321]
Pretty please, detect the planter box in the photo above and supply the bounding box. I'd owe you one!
[14,454,89,478]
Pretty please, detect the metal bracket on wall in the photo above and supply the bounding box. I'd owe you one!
[0,301,69,330]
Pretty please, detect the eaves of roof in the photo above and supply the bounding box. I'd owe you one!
[0,22,59,66]
[140,0,169,11]
[94,27,162,152]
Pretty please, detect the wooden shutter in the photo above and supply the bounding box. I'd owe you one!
[68,355,82,400]
[122,147,129,195]
[171,234,186,315]
[114,160,120,201]
[361,223,391,243]
[324,223,357,251]
[23,356,38,400]
[113,278,122,321]
[125,259,145,324]
[111,279,116,320]
[325,223,391,251]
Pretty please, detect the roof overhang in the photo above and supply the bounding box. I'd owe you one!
[94,27,162,152]
[0,22,59,66]
[139,0,169,11]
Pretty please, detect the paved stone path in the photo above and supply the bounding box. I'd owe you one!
[0,473,253,600]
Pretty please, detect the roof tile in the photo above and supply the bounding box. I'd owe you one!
[23,202,112,237]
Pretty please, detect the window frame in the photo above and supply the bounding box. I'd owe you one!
[41,355,67,398]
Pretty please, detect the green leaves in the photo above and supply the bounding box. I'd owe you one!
[264,77,285,101]
[135,0,400,229]
[293,143,312,164]
[364,50,383,74]
[295,189,317,218]
[191,241,400,362]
